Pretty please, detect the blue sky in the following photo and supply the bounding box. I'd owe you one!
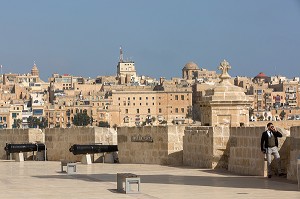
[0,0,299,81]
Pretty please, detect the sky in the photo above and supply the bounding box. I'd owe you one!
[0,0,299,81]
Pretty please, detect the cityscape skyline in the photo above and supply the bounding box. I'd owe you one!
[0,1,299,81]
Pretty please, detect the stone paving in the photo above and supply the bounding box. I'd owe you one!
[0,160,299,199]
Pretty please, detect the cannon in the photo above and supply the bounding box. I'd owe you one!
[69,144,118,155]
[4,143,47,161]
[4,143,46,153]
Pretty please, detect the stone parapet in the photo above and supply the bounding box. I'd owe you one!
[288,126,300,181]
[183,126,230,169]
[45,127,117,161]
[0,128,44,160]
[228,127,265,175]
[117,125,185,165]
[228,126,289,176]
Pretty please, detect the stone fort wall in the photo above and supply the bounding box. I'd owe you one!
[117,125,186,165]
[183,126,294,180]
[0,127,117,162]
[288,126,300,181]
[0,125,299,182]
[183,126,230,169]
[228,127,290,176]
[0,128,44,159]
[45,127,117,162]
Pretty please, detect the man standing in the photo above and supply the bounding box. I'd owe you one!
[261,122,284,178]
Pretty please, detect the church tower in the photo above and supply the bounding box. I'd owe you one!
[31,62,39,77]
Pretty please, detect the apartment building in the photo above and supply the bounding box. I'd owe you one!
[110,85,192,127]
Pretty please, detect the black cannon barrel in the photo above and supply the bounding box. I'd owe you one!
[4,143,46,153]
[69,144,118,155]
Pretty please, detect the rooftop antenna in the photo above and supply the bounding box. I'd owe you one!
[119,46,123,62]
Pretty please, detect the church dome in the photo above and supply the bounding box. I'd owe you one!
[183,62,199,70]
[255,72,268,79]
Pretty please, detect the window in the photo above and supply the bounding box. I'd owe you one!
[159,108,162,113]
[175,95,178,100]
[133,97,135,100]
[181,108,184,113]
[139,97,142,100]
[175,108,178,113]
[33,109,43,115]
[152,97,154,100]
[148,109,150,113]
[128,97,130,100]
[125,109,128,113]
[137,109,139,114]
[181,95,184,100]
[146,97,148,100]
[118,97,120,100]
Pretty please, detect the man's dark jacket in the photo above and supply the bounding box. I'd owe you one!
[260,130,282,151]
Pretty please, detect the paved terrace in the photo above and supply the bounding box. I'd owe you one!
[0,160,299,199]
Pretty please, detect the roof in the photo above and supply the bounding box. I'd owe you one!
[255,72,268,78]
[183,62,199,70]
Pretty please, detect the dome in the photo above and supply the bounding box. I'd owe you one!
[255,72,268,79]
[183,62,199,70]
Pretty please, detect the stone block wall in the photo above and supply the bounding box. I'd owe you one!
[288,126,300,181]
[117,125,185,165]
[212,126,230,169]
[228,127,265,175]
[183,126,214,168]
[0,128,44,159]
[228,126,289,176]
[183,126,229,169]
[45,127,117,161]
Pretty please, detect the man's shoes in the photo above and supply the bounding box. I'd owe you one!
[268,175,272,178]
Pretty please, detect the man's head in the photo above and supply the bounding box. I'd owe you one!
[267,122,275,131]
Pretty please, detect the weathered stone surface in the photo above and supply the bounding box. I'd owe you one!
[118,125,185,165]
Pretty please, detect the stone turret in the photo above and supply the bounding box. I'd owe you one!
[199,60,253,127]
[31,63,39,77]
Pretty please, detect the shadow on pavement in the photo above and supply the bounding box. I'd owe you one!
[32,171,298,192]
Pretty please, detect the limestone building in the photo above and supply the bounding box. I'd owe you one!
[110,86,192,127]
[182,61,218,81]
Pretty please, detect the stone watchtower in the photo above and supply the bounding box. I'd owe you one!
[199,60,253,127]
